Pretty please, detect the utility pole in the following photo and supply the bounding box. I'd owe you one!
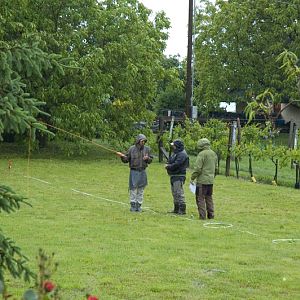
[185,0,194,118]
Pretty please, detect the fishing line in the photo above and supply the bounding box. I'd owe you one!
[25,121,121,196]
[40,121,119,154]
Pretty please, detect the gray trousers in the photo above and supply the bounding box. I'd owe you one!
[130,187,144,204]
[171,180,185,205]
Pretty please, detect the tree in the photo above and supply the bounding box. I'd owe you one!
[0,0,61,290]
[0,185,35,295]
[154,55,185,113]
[0,0,60,140]
[21,0,171,146]
[245,50,300,129]
[194,0,300,113]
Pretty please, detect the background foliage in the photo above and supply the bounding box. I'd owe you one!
[194,0,300,114]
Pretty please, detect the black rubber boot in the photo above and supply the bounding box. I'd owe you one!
[178,203,186,215]
[136,202,142,212]
[130,202,136,212]
[168,203,179,214]
[208,213,214,219]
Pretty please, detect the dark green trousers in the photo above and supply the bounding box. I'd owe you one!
[196,184,214,219]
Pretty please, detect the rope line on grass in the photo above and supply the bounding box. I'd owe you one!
[71,188,127,206]
[24,122,120,195]
[22,174,298,241]
[71,187,197,220]
[272,238,300,244]
[21,172,195,220]
[24,176,51,184]
[203,222,233,229]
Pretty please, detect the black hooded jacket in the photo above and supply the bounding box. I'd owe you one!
[166,140,189,177]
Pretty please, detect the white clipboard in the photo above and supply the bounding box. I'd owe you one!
[189,182,196,194]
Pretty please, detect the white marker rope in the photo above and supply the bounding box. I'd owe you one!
[272,238,300,244]
[203,222,233,229]
[204,268,227,274]
[236,229,258,236]
[71,188,127,206]
[169,214,195,221]
[142,206,158,214]
[18,174,279,240]
[24,176,51,184]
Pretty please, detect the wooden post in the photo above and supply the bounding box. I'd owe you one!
[185,0,194,118]
[289,122,298,169]
[158,116,164,163]
[235,118,241,178]
[295,163,300,189]
[288,120,295,148]
[225,123,233,176]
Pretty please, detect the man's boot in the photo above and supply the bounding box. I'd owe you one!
[198,208,206,219]
[130,202,136,212]
[178,203,186,215]
[168,203,179,214]
[207,213,214,219]
[136,202,142,212]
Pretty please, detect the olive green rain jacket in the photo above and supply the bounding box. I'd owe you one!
[191,138,218,185]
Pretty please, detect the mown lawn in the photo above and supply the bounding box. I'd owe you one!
[1,143,300,299]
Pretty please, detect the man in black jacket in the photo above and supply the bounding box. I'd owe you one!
[165,139,189,215]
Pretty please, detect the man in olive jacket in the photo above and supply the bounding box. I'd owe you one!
[116,134,153,212]
[191,138,218,220]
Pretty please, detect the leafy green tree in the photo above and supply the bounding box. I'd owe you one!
[245,51,300,131]
[194,0,300,113]
[0,0,62,291]
[0,0,60,140]
[0,185,35,296]
[169,118,228,162]
[154,55,185,113]
[277,50,300,104]
[22,0,170,148]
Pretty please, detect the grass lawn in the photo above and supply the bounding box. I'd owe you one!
[1,143,300,299]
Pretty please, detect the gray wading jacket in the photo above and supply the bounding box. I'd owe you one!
[121,134,153,170]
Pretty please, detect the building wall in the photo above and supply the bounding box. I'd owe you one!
[281,104,300,127]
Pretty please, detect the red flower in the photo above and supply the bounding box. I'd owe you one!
[43,280,55,292]
[87,296,98,300]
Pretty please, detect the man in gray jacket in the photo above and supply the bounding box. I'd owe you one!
[117,134,153,212]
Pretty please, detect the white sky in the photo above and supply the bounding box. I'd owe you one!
[140,0,189,57]
[140,1,237,112]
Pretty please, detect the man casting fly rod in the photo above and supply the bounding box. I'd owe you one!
[116,134,153,212]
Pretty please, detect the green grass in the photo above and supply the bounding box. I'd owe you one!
[1,143,300,299]
[217,157,298,188]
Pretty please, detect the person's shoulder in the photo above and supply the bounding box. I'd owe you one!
[181,149,189,156]
[210,149,217,157]
[128,145,136,151]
